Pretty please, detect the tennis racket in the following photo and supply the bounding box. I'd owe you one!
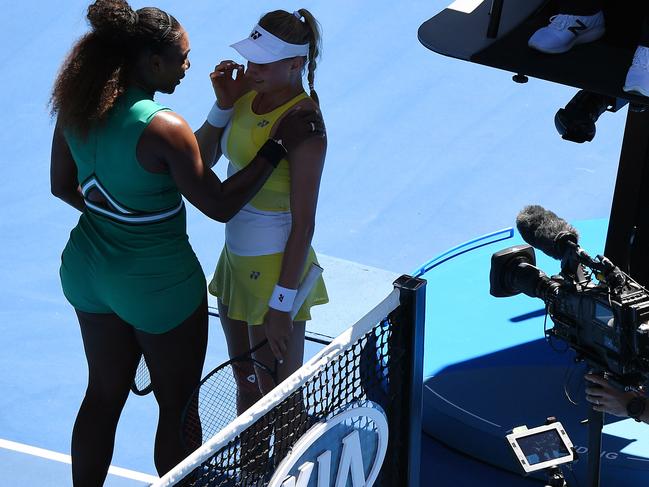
[180,263,323,451]
[130,263,323,397]
[181,338,279,451]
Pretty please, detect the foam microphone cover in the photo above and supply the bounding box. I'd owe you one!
[516,205,579,260]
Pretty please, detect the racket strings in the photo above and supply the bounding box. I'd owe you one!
[182,344,278,451]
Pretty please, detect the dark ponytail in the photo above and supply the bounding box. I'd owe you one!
[259,9,322,105]
[50,0,181,136]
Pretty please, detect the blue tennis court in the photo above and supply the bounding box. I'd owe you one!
[0,0,637,485]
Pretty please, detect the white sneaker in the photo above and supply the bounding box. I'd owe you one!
[528,12,605,54]
[624,46,649,97]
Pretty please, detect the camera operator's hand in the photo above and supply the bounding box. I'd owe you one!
[585,374,641,418]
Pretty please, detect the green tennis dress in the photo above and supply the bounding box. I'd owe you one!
[209,91,328,325]
[60,88,206,334]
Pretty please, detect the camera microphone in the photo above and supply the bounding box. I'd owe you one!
[516,205,579,261]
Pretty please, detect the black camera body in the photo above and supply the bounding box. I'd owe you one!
[490,244,649,388]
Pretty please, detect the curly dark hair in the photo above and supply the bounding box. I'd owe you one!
[50,0,182,136]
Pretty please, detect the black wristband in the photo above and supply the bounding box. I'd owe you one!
[257,139,287,168]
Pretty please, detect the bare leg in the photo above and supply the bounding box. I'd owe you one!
[217,299,263,414]
[217,301,270,481]
[136,295,208,476]
[71,311,141,487]
[248,321,308,466]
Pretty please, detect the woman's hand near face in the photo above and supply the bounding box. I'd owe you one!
[210,60,248,109]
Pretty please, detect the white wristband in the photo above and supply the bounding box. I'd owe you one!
[206,102,233,128]
[268,285,297,312]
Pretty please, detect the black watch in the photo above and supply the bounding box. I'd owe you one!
[626,396,646,422]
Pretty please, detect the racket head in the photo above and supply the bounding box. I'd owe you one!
[130,354,153,396]
[181,350,277,452]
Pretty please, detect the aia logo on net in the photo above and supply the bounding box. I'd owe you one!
[268,402,388,487]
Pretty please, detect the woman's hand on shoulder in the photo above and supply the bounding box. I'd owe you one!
[272,100,325,154]
[210,60,250,109]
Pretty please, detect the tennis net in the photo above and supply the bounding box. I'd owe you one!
[153,274,426,487]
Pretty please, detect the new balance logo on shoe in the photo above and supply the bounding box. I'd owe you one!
[257,120,270,128]
[528,12,605,54]
[568,20,587,37]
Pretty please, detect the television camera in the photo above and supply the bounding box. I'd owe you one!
[490,205,649,389]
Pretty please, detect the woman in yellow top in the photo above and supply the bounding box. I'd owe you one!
[196,8,328,411]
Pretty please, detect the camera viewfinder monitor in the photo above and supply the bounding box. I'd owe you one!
[506,422,575,473]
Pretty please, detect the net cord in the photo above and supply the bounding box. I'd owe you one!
[152,287,401,487]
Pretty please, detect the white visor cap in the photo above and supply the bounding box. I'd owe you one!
[231,24,309,64]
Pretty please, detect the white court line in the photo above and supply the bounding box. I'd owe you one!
[0,438,158,484]
[447,0,485,14]
[628,456,649,463]
[425,384,502,428]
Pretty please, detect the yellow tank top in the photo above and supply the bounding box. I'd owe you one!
[224,90,308,211]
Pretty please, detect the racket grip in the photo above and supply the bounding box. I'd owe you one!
[290,263,323,319]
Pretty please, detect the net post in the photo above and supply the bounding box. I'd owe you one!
[393,274,426,487]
